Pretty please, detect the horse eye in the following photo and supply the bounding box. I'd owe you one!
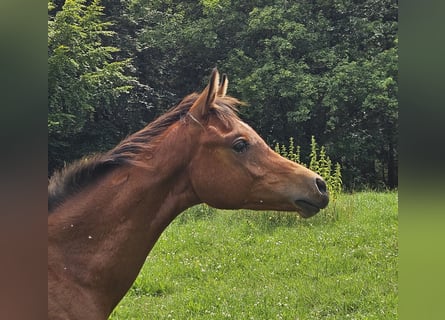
[232,139,249,153]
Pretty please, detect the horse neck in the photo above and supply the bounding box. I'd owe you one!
[48,123,200,317]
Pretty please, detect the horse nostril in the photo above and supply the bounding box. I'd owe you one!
[315,177,327,195]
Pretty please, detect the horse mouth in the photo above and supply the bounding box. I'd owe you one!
[294,200,321,218]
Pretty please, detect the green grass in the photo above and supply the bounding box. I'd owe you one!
[110,192,398,319]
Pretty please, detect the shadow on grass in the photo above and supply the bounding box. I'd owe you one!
[176,201,343,232]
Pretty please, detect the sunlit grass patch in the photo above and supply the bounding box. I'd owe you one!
[111,192,397,319]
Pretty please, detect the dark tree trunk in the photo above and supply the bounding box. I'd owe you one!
[387,141,397,189]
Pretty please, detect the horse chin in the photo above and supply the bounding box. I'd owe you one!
[240,200,320,218]
[294,200,321,218]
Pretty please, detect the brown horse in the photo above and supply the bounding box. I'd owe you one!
[48,69,329,319]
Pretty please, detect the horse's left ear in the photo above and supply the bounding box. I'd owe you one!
[218,74,228,97]
[190,68,219,119]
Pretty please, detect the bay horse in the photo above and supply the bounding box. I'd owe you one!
[48,69,329,319]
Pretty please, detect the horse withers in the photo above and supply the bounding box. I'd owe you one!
[48,69,329,319]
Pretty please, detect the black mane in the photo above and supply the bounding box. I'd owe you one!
[48,156,122,213]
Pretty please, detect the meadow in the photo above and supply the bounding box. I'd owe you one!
[110,192,398,319]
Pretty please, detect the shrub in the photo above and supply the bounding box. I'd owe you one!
[274,136,343,200]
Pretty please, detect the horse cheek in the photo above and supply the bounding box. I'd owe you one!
[189,155,249,209]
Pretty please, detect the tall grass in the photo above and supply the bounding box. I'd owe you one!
[110,192,398,319]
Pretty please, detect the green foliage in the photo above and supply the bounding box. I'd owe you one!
[48,0,131,132]
[287,137,300,164]
[220,0,398,190]
[331,163,343,201]
[309,135,319,173]
[275,137,301,166]
[275,136,343,200]
[48,0,398,190]
[48,0,146,172]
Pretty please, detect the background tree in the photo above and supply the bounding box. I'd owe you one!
[48,0,398,190]
[48,0,149,172]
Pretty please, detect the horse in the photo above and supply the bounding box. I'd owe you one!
[48,69,329,319]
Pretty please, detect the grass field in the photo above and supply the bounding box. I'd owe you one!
[110,192,398,319]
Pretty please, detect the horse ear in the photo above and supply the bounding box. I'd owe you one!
[190,68,219,119]
[218,74,228,97]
